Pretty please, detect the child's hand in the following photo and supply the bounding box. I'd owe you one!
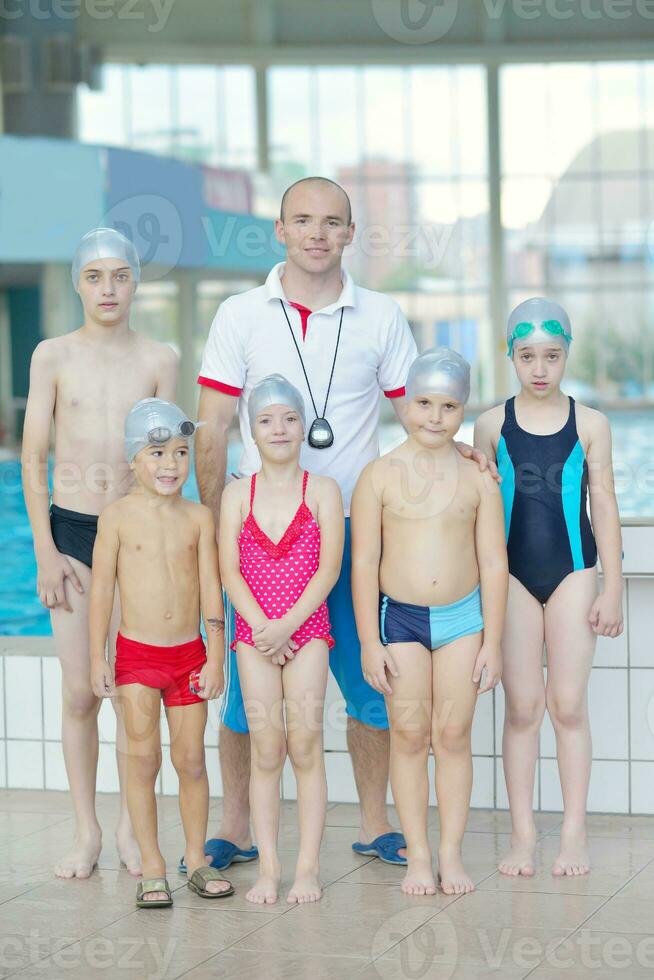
[473,643,502,694]
[362,640,398,695]
[197,660,225,700]
[253,618,294,655]
[270,640,300,666]
[37,549,84,611]
[90,658,114,699]
[589,591,624,638]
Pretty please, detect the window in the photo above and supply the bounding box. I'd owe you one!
[268,64,490,401]
[502,61,654,401]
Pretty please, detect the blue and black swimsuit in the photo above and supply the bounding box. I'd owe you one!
[497,396,597,604]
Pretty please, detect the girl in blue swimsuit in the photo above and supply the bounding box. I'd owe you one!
[475,298,623,880]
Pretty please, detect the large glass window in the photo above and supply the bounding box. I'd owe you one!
[502,61,654,401]
[78,64,257,168]
[268,65,490,401]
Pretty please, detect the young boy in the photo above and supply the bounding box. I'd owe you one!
[21,228,178,878]
[351,348,508,897]
[89,397,232,907]
[475,298,623,878]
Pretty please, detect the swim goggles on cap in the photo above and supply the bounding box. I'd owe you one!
[146,421,196,443]
[507,319,572,357]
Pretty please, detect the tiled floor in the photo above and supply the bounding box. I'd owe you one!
[0,792,653,978]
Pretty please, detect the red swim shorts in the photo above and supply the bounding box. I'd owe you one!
[114,632,207,707]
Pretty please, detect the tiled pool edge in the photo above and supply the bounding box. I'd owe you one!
[2,524,654,811]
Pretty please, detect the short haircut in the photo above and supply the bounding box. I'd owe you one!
[280,177,352,225]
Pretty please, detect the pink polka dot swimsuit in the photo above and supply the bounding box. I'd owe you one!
[232,470,334,653]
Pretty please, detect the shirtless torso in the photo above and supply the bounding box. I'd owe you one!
[369,440,485,606]
[104,493,208,647]
[40,328,177,514]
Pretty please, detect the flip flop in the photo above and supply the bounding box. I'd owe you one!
[352,832,407,866]
[177,838,259,874]
[187,865,235,899]
[136,877,173,909]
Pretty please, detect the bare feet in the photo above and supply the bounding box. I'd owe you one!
[437,848,475,896]
[287,865,322,904]
[401,858,437,897]
[54,830,102,879]
[498,833,537,877]
[116,826,142,877]
[552,829,590,876]
[246,873,280,905]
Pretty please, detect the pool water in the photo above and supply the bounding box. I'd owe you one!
[2,413,653,635]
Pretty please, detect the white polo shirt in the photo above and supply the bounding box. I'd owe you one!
[198,262,418,514]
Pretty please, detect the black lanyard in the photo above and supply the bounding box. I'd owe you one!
[279,299,344,424]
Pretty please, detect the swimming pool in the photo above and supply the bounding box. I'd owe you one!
[2,413,653,635]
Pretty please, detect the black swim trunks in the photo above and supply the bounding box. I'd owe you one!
[49,505,99,568]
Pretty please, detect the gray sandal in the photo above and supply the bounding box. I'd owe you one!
[136,877,173,908]
[187,865,234,899]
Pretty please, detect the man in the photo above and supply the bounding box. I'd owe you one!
[21,228,178,878]
[196,178,492,868]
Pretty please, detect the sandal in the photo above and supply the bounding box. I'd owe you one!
[187,865,235,899]
[136,877,173,909]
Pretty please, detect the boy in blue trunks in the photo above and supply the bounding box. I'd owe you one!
[351,349,508,896]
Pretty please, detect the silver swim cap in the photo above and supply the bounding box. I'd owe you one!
[125,398,198,463]
[507,297,572,356]
[406,347,471,404]
[72,227,141,290]
[247,374,306,433]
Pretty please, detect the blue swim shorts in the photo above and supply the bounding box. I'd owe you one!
[379,586,484,651]
[220,518,389,733]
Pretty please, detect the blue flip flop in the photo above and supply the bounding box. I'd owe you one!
[352,832,407,866]
[177,838,259,875]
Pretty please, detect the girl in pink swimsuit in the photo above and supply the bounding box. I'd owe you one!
[219,375,344,907]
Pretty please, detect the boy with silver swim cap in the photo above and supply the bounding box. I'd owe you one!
[90,396,233,908]
[124,397,200,463]
[71,227,141,290]
[507,297,572,357]
[247,374,306,434]
[21,227,177,882]
[351,347,507,899]
[405,346,471,404]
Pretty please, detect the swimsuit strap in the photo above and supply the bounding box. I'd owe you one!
[249,473,257,513]
[566,395,577,432]
[502,396,517,433]
[302,469,309,501]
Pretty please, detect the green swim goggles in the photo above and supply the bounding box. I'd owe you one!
[507,319,572,357]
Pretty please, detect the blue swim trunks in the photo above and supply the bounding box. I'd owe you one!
[220,518,389,734]
[379,586,484,651]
